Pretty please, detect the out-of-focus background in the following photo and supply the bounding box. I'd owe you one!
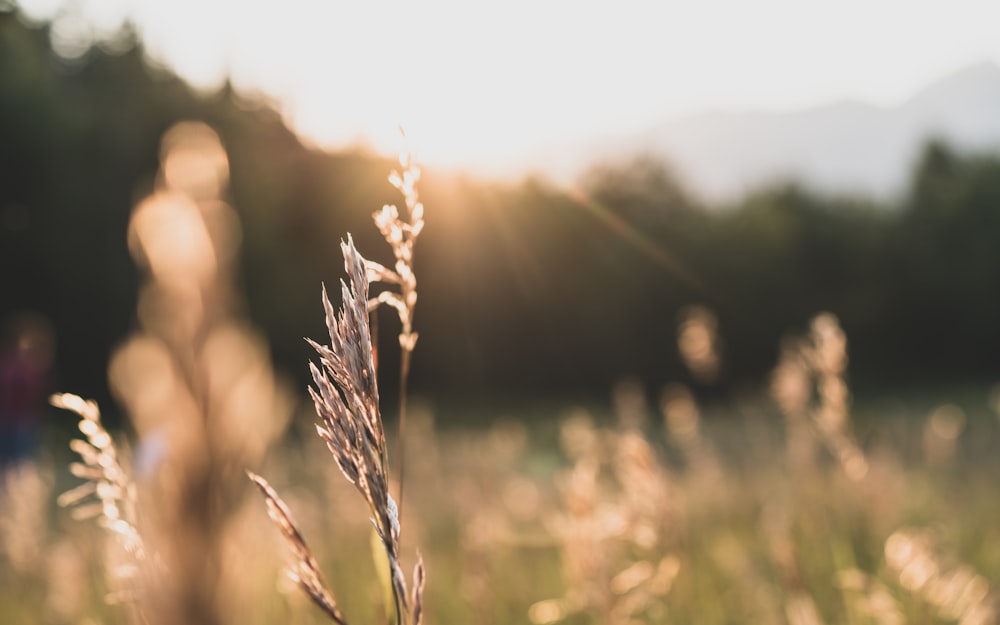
[4,0,1000,410]
[2,1,1000,624]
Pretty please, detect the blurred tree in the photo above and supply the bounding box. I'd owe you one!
[890,139,1000,379]
[3,7,1000,414]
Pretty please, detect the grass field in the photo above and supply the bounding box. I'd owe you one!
[3,125,998,625]
[2,381,999,625]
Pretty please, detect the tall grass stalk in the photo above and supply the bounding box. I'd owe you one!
[50,392,146,619]
[252,236,425,625]
[366,135,425,514]
[250,143,427,624]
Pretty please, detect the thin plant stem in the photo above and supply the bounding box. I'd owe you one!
[397,345,412,521]
[366,135,424,528]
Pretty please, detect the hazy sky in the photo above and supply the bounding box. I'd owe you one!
[18,0,1000,176]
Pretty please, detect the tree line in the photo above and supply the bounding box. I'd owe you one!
[3,9,998,416]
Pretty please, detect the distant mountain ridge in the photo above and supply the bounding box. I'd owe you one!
[537,62,1000,201]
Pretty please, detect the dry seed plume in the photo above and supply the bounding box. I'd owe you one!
[676,305,720,384]
[367,135,425,356]
[885,529,998,625]
[247,471,347,625]
[309,237,407,609]
[806,313,868,481]
[51,393,144,560]
[365,134,425,510]
[771,313,868,480]
[253,237,424,624]
[251,205,425,622]
[50,393,146,615]
[533,411,679,625]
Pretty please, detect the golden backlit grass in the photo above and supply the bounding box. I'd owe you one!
[3,388,999,625]
[3,122,998,625]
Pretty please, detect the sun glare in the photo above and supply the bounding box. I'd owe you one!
[15,0,1000,177]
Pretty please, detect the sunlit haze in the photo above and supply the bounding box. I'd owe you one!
[17,0,1000,179]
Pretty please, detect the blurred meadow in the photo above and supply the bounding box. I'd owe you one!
[2,2,1000,625]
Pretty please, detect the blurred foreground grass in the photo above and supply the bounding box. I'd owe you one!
[2,386,999,625]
